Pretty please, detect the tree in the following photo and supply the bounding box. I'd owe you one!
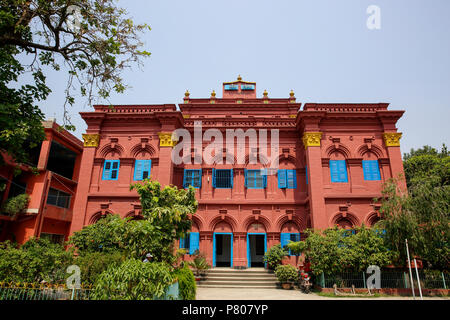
[377,178,449,270]
[0,0,150,165]
[69,180,198,263]
[287,227,393,275]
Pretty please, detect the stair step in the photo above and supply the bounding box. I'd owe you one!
[197,284,279,289]
[205,277,277,281]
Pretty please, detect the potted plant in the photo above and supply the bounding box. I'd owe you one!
[188,251,210,281]
[275,264,298,289]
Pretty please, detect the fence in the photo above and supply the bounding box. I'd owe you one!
[0,282,93,300]
[0,281,179,300]
[315,270,449,289]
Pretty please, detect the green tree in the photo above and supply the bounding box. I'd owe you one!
[287,227,393,275]
[0,0,150,166]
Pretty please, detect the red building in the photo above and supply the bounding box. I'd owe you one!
[70,77,405,268]
[0,120,83,244]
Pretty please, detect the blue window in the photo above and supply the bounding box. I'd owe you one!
[183,169,202,188]
[180,232,200,255]
[362,160,381,181]
[241,84,255,91]
[133,160,151,181]
[330,160,348,183]
[212,169,233,188]
[224,84,238,91]
[245,169,267,189]
[102,160,120,180]
[281,233,301,256]
[278,169,297,189]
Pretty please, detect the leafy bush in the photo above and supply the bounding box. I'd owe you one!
[0,238,73,283]
[173,264,196,300]
[74,251,126,285]
[90,259,175,300]
[263,244,288,270]
[188,251,210,276]
[275,264,298,283]
[1,193,30,216]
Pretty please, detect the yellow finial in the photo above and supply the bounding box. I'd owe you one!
[237,74,242,81]
[290,90,295,97]
[211,90,216,97]
[263,89,268,97]
[185,90,190,97]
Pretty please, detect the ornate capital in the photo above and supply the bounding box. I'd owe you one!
[82,134,100,147]
[302,132,322,149]
[158,132,177,147]
[383,132,402,147]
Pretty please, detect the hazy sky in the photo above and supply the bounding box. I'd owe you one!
[29,0,450,155]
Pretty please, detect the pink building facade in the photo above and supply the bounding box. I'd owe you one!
[70,77,405,268]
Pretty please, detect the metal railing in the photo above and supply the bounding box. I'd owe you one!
[0,282,93,300]
[316,270,449,289]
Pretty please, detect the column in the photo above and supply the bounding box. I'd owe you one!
[383,132,407,192]
[157,132,176,187]
[303,132,328,230]
[69,134,99,235]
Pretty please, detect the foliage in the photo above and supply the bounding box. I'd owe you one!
[263,244,288,270]
[187,251,210,276]
[403,144,449,188]
[90,259,174,300]
[287,227,393,275]
[74,251,126,285]
[173,264,196,300]
[1,193,30,216]
[377,178,449,270]
[0,0,150,165]
[70,181,199,265]
[274,264,298,283]
[0,238,73,283]
[130,180,198,239]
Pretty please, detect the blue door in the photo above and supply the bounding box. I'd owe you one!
[247,233,267,268]
[213,233,233,267]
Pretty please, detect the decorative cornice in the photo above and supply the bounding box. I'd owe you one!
[302,132,322,149]
[82,134,100,147]
[383,132,402,147]
[158,132,177,147]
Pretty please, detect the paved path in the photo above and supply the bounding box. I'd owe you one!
[196,287,448,300]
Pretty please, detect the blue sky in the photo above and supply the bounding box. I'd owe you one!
[30,0,450,155]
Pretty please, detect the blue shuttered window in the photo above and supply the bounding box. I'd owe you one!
[305,166,308,185]
[362,160,381,181]
[278,169,297,189]
[133,160,151,181]
[212,169,233,188]
[245,169,267,189]
[280,233,301,256]
[224,84,238,91]
[330,160,348,183]
[102,160,120,180]
[183,169,202,188]
[180,232,200,255]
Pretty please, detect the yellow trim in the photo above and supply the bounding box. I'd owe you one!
[383,132,402,147]
[158,132,178,147]
[182,115,190,119]
[302,132,322,149]
[223,81,256,85]
[82,134,100,148]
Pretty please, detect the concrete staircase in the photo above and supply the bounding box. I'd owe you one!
[197,268,279,289]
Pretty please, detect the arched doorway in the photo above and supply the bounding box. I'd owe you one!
[247,222,267,268]
[213,221,233,267]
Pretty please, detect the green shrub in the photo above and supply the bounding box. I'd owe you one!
[2,193,30,216]
[0,238,73,283]
[263,244,288,270]
[173,264,196,300]
[90,259,174,300]
[74,251,126,285]
[188,251,210,276]
[275,264,298,283]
